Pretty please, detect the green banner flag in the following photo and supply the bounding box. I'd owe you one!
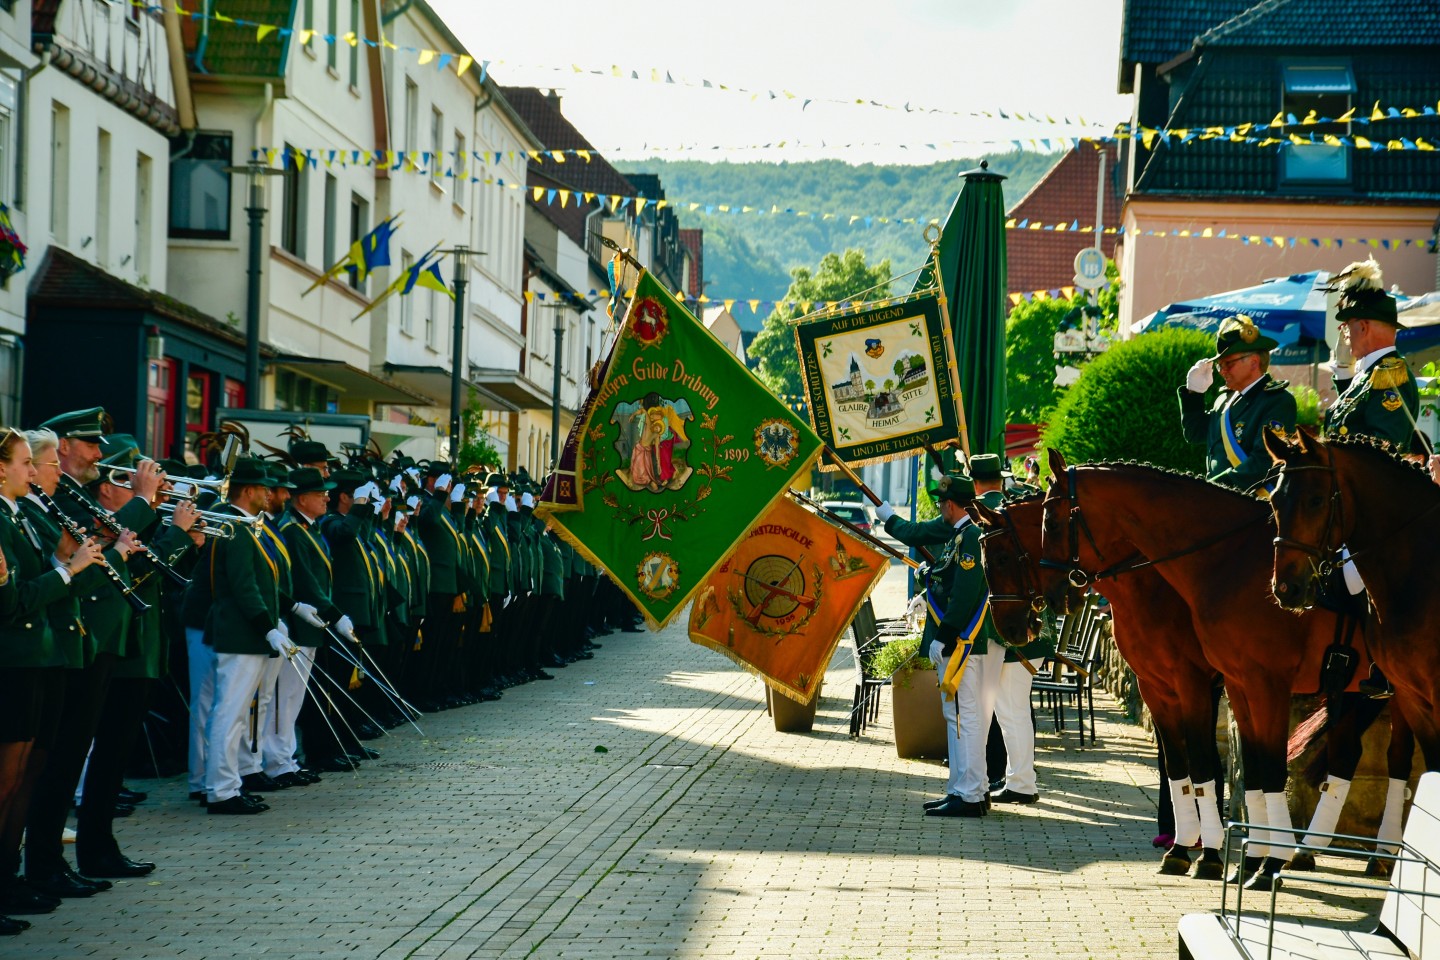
[539,270,822,629]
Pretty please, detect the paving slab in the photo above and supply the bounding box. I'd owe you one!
[7,574,1382,959]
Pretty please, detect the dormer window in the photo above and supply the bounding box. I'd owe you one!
[1279,61,1354,185]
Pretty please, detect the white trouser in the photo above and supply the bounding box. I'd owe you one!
[995,657,1042,795]
[955,646,1006,803]
[263,647,316,777]
[187,627,218,793]
[929,639,964,796]
[205,652,268,803]
[240,656,284,777]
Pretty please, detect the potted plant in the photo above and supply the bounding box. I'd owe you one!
[871,634,947,760]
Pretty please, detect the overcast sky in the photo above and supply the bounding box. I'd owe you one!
[430,0,1133,164]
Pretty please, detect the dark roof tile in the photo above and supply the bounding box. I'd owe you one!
[180,0,293,79]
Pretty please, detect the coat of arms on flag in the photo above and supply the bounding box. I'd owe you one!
[538,270,821,629]
[795,294,959,467]
[688,496,888,703]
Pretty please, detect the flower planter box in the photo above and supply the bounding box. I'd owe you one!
[891,665,947,760]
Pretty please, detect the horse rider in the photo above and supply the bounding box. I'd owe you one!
[1180,314,1297,493]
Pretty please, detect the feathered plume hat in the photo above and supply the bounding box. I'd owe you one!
[1325,258,1400,326]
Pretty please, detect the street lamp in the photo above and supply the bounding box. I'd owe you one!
[223,160,283,409]
[435,245,482,458]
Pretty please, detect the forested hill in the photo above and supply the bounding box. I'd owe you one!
[614,152,1060,328]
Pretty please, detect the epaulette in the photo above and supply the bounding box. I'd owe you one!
[1370,356,1411,391]
[1264,377,1291,392]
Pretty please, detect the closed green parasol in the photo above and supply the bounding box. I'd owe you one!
[915,161,1009,459]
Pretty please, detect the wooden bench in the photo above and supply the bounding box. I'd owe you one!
[1179,770,1440,959]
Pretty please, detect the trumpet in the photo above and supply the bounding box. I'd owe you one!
[157,503,260,538]
[105,464,230,501]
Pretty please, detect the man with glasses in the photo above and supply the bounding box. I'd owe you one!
[1323,259,1418,447]
[1179,314,1297,493]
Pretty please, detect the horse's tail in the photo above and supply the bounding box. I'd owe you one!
[1288,702,1329,765]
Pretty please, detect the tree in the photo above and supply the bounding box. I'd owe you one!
[748,249,893,398]
[455,387,503,472]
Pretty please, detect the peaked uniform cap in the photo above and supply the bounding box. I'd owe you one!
[267,462,296,489]
[968,453,1005,481]
[40,407,114,440]
[290,440,332,464]
[230,457,277,488]
[1326,259,1401,326]
[929,471,976,503]
[288,467,336,495]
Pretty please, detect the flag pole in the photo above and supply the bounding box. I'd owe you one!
[824,448,935,565]
[925,224,973,464]
[787,489,920,570]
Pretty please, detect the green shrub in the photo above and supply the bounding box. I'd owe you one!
[869,633,934,679]
[1040,328,1213,474]
[1292,383,1322,428]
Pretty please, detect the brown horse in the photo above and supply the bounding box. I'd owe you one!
[1266,431,1440,767]
[1035,448,1410,888]
[971,493,1227,879]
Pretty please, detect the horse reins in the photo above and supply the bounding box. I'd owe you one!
[978,506,1047,612]
[1041,465,1267,588]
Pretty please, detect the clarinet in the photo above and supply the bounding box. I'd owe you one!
[55,480,192,588]
[29,484,152,614]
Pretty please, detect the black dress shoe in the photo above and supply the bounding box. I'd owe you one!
[24,870,99,899]
[355,747,380,760]
[991,789,1040,804]
[63,866,110,892]
[113,804,135,817]
[76,855,156,878]
[922,795,957,810]
[207,796,269,815]
[294,769,323,784]
[0,915,30,935]
[924,796,988,818]
[189,791,207,803]
[535,670,555,680]
[354,722,385,741]
[241,772,283,792]
[270,772,312,789]
[117,787,148,805]
[2,879,60,915]
[306,755,359,773]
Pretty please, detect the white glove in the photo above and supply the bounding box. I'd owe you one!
[435,472,453,491]
[521,492,535,508]
[276,618,290,638]
[292,601,326,628]
[505,494,518,512]
[876,501,896,523]
[485,489,500,505]
[388,474,403,493]
[265,628,293,656]
[406,495,421,511]
[450,483,466,503]
[351,481,376,502]
[404,466,420,482]
[1185,358,1214,393]
[335,614,357,641]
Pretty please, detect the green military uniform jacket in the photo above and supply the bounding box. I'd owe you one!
[205,504,281,655]
[114,519,194,680]
[279,508,342,648]
[17,495,90,667]
[540,532,564,599]
[415,493,462,598]
[321,510,378,632]
[258,514,294,613]
[1325,350,1420,447]
[0,499,75,668]
[54,479,154,659]
[397,528,430,611]
[483,503,513,599]
[462,512,489,605]
[936,491,1004,657]
[1178,373,1298,492]
[372,528,407,636]
[506,509,529,595]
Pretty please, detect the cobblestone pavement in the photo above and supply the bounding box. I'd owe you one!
[11,578,1383,959]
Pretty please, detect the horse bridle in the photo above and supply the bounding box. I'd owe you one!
[1270,462,1345,577]
[978,505,1047,612]
[1040,465,1268,588]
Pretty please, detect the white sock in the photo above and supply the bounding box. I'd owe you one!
[1169,777,1200,848]
[1194,780,1224,850]
[1245,789,1270,859]
[1303,775,1351,850]
[1266,791,1297,862]
[1376,777,1409,856]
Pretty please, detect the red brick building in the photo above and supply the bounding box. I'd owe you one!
[1006,144,1122,297]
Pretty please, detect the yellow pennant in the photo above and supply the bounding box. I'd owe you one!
[456,55,473,76]
[256,23,276,41]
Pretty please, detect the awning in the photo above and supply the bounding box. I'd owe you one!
[272,357,434,405]
[382,364,521,413]
[470,367,554,410]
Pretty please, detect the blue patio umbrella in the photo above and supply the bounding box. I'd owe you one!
[1134,272,1332,361]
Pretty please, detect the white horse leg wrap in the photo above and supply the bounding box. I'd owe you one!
[1302,775,1351,849]
[1169,777,1200,848]
[1376,777,1409,856]
[1245,789,1270,859]
[1266,791,1297,862]
[1194,780,1225,850]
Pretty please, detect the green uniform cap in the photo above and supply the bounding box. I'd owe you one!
[968,453,1005,481]
[230,457,277,489]
[39,407,115,440]
[929,471,975,503]
[267,462,296,489]
[290,440,332,464]
[288,467,336,495]
[1326,258,1401,326]
[1210,314,1279,360]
